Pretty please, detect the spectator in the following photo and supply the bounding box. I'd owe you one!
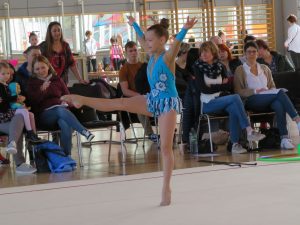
[110,36,124,71]
[256,39,294,73]
[27,55,94,155]
[239,35,257,63]
[284,14,300,70]
[16,46,41,97]
[218,43,242,84]
[234,41,300,149]
[193,41,265,153]
[28,32,39,46]
[209,36,222,45]
[84,30,97,72]
[39,21,88,84]
[0,62,40,144]
[0,114,36,173]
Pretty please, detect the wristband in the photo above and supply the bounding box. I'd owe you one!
[175,28,188,42]
[133,22,144,38]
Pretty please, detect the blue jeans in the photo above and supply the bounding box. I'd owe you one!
[38,106,86,155]
[203,94,250,143]
[245,90,299,138]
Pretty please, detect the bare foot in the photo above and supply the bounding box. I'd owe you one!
[160,188,171,206]
[60,95,83,108]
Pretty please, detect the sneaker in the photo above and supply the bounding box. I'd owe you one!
[82,130,95,142]
[148,133,159,143]
[280,138,294,150]
[231,143,248,154]
[6,141,17,155]
[247,131,266,142]
[26,130,43,143]
[15,163,37,174]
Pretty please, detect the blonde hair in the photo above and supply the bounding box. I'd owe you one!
[32,55,57,77]
[200,41,219,60]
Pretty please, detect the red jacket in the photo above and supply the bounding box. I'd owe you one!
[27,75,70,116]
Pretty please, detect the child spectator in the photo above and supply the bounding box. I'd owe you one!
[110,36,124,70]
[29,32,39,46]
[0,62,41,154]
[84,30,97,72]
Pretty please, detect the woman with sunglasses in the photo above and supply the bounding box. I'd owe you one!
[234,41,300,149]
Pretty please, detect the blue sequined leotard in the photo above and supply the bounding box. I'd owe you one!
[146,53,182,117]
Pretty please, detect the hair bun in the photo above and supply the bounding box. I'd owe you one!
[160,18,170,29]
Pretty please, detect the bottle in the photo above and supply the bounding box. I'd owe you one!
[189,128,198,154]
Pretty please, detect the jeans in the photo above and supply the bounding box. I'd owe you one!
[290,51,300,70]
[38,106,87,155]
[87,58,97,72]
[245,90,299,138]
[202,94,249,143]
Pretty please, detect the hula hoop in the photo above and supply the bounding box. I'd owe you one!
[257,156,300,162]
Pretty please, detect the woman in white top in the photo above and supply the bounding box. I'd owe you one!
[84,30,97,72]
[284,14,300,70]
[194,41,265,154]
[234,41,300,149]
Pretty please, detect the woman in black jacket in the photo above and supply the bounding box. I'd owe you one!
[256,39,294,73]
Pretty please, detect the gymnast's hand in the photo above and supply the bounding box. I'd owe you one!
[183,16,198,30]
[127,16,136,26]
[60,94,83,108]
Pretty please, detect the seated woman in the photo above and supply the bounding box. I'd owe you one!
[27,55,94,155]
[193,41,265,153]
[218,43,242,84]
[256,39,294,73]
[234,41,300,149]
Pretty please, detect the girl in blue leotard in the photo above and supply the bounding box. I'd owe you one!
[61,16,197,206]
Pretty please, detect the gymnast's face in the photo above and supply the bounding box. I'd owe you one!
[145,30,166,54]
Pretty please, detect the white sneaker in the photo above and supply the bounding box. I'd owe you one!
[231,143,248,154]
[247,131,266,142]
[16,163,37,174]
[280,138,294,150]
[6,141,17,155]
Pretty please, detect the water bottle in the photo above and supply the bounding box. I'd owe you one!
[189,128,198,154]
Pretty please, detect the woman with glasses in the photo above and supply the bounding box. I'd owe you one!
[39,21,88,84]
[234,41,300,149]
[193,41,265,154]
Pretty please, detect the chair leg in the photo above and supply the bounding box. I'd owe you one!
[76,131,84,167]
[142,117,147,147]
[206,115,214,153]
[127,112,138,143]
[119,122,127,164]
[108,126,113,162]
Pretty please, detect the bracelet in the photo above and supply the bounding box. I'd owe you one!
[133,22,144,38]
[175,28,188,42]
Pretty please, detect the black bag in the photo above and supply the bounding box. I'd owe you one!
[32,144,51,173]
[197,139,217,154]
[258,128,281,149]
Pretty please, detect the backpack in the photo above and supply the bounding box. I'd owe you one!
[258,128,281,149]
[33,141,76,173]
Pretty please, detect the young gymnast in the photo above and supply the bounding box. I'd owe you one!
[61,16,197,206]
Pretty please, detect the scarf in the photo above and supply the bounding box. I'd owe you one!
[195,60,224,79]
